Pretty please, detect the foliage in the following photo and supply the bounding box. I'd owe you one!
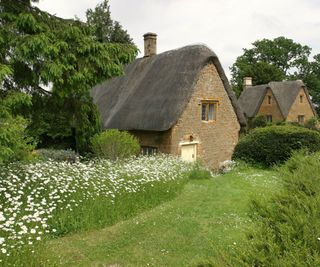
[230,37,320,110]
[304,116,319,130]
[86,0,133,44]
[249,115,268,129]
[233,125,320,166]
[36,149,78,162]
[91,129,140,160]
[229,151,320,266]
[0,92,35,163]
[0,0,138,152]
[0,154,191,266]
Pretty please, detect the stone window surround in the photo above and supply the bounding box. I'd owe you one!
[201,99,220,122]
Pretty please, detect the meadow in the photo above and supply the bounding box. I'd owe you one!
[44,165,280,266]
[0,155,192,266]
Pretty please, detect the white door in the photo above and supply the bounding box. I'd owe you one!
[181,144,197,162]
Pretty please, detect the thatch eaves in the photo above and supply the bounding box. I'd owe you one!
[238,85,268,118]
[91,45,246,131]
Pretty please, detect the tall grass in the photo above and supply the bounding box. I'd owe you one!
[0,155,192,266]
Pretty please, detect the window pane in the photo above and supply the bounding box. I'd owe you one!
[201,104,207,120]
[266,115,272,122]
[208,104,215,120]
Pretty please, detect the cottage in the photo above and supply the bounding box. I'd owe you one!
[92,33,246,168]
[238,77,317,124]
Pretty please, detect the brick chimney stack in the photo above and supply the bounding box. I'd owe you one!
[143,32,157,57]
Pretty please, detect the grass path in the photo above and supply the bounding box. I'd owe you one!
[46,167,280,266]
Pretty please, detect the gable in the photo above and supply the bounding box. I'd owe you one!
[257,88,284,120]
[286,88,317,121]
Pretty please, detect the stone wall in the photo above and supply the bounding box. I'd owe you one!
[129,130,172,154]
[286,88,316,122]
[257,88,284,122]
[170,63,240,168]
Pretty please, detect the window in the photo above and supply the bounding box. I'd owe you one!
[201,101,218,121]
[300,95,303,103]
[268,95,272,104]
[298,115,305,123]
[141,146,158,155]
[266,115,272,122]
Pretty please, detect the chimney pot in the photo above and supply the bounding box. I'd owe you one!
[243,77,252,88]
[143,32,157,57]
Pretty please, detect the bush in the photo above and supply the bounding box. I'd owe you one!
[228,151,320,266]
[304,116,319,130]
[36,149,78,162]
[233,125,320,166]
[0,92,35,164]
[91,129,140,160]
[249,115,267,129]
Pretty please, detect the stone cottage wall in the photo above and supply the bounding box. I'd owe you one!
[170,63,240,168]
[129,130,172,154]
[257,88,284,122]
[286,88,316,122]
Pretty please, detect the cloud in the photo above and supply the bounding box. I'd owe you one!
[35,0,320,78]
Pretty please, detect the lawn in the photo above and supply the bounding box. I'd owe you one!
[45,166,280,266]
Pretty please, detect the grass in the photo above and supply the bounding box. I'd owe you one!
[0,155,191,266]
[44,166,280,266]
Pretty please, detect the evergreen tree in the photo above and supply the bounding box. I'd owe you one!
[0,0,138,152]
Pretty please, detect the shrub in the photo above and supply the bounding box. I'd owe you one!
[228,151,320,266]
[233,125,320,166]
[0,92,35,164]
[249,115,267,129]
[36,149,78,162]
[304,116,319,130]
[91,129,140,160]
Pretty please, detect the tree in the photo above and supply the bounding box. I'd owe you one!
[86,0,133,44]
[0,0,138,152]
[0,91,35,163]
[230,37,312,96]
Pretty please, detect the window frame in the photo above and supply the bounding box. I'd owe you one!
[141,146,158,156]
[266,115,272,123]
[201,100,219,122]
[298,115,305,123]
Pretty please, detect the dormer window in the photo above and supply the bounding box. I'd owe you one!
[201,100,218,121]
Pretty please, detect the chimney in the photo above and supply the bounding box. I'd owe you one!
[243,77,252,88]
[143,32,157,57]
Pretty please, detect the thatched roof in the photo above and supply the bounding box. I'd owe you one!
[238,80,317,118]
[92,45,246,131]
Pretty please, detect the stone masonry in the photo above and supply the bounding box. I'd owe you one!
[171,63,240,168]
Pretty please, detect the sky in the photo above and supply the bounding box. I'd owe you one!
[35,0,320,78]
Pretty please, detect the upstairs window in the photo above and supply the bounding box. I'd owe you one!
[201,101,218,121]
[298,115,305,123]
[300,95,303,103]
[268,95,272,104]
[266,115,272,122]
